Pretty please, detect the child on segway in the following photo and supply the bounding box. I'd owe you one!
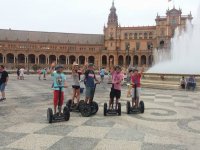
[84,63,100,104]
[131,67,144,108]
[81,63,100,117]
[51,65,68,115]
[109,65,123,110]
[71,62,81,107]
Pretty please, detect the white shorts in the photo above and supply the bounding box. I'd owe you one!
[131,87,141,98]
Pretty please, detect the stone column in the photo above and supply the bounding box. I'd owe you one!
[138,55,141,67]
[3,56,5,64]
[77,57,79,64]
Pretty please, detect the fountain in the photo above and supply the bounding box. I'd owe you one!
[148,5,200,75]
[142,5,200,89]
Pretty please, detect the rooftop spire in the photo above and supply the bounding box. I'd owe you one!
[107,0,118,26]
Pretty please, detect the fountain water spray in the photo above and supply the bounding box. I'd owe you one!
[148,5,200,74]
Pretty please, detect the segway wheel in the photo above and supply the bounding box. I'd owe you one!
[78,100,85,112]
[104,103,107,116]
[66,99,72,110]
[92,101,99,114]
[126,101,131,114]
[47,108,53,123]
[63,106,70,121]
[81,104,91,117]
[118,102,121,116]
[139,101,145,113]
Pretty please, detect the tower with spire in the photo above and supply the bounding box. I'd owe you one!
[107,0,118,26]
[104,0,119,55]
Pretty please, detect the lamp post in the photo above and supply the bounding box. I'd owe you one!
[126,43,130,67]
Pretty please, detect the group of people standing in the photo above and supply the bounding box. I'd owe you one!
[16,67,25,80]
[180,75,197,90]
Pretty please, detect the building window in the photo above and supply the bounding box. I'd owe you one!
[111,42,113,47]
[149,32,153,39]
[136,42,140,50]
[134,33,138,39]
[124,33,128,39]
[129,33,132,39]
[144,33,148,39]
[139,33,143,39]
[147,42,153,50]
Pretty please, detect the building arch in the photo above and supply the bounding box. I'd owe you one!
[126,55,131,66]
[28,54,35,64]
[49,55,56,64]
[0,53,3,63]
[39,54,46,64]
[7,53,14,63]
[88,56,95,64]
[118,55,123,66]
[59,55,66,64]
[141,55,146,65]
[133,55,138,66]
[109,55,114,67]
[79,56,85,65]
[69,55,76,64]
[102,55,107,65]
[18,54,25,63]
[149,55,153,66]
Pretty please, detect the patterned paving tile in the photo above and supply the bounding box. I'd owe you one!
[7,134,62,150]
[94,139,141,150]
[48,137,100,150]
[68,126,111,139]
[35,124,77,136]
[105,128,144,141]
[83,118,115,127]
[0,132,27,147]
[141,143,187,150]
[4,123,48,134]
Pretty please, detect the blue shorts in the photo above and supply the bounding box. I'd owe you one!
[85,86,95,98]
[0,83,6,92]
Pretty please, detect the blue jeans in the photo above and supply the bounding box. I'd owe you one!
[0,83,6,92]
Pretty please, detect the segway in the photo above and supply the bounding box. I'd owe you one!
[104,102,121,116]
[66,99,85,112]
[126,83,144,114]
[47,85,70,123]
[80,83,99,117]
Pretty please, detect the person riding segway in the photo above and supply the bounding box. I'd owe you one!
[47,65,70,123]
[104,65,123,116]
[80,63,100,117]
[126,67,145,114]
[66,62,85,112]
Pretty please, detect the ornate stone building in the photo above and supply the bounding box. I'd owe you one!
[0,2,192,70]
[103,2,192,69]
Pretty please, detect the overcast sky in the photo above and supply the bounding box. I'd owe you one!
[0,0,199,34]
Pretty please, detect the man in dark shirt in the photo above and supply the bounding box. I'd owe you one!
[0,65,9,101]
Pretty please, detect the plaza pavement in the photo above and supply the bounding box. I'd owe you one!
[0,75,200,150]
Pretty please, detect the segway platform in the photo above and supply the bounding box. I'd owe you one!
[47,85,70,123]
[104,102,121,116]
[81,101,99,117]
[126,101,144,114]
[66,99,85,112]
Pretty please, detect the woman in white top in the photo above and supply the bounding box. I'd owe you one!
[72,62,81,105]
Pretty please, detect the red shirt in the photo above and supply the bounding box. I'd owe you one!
[131,73,141,88]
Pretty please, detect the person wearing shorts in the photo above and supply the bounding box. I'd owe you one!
[131,67,144,108]
[72,62,81,105]
[84,63,99,103]
[109,65,123,109]
[0,65,9,101]
[99,68,105,83]
[51,65,68,115]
